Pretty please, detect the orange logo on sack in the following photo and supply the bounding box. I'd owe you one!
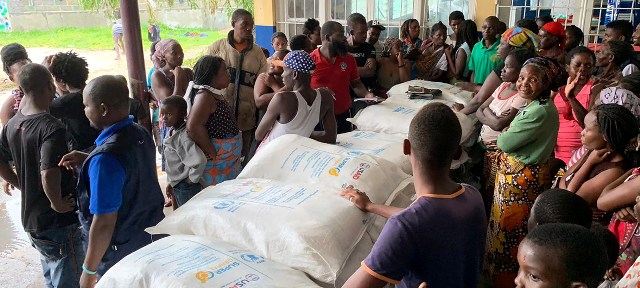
[196,271,214,283]
[328,157,350,176]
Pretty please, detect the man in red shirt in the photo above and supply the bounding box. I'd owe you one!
[310,21,374,133]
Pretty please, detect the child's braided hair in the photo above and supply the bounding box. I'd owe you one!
[188,55,225,105]
[592,104,640,164]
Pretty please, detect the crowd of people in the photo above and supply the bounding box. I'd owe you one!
[2,6,640,288]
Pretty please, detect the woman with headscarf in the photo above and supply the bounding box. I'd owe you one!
[454,27,540,115]
[499,27,540,56]
[150,38,194,180]
[483,57,561,288]
[476,48,537,216]
[538,21,567,64]
[150,39,194,102]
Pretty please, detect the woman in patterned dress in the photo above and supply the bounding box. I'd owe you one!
[186,56,242,186]
[483,57,561,288]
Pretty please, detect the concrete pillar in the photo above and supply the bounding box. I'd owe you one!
[120,0,151,131]
[254,0,277,55]
[474,0,497,28]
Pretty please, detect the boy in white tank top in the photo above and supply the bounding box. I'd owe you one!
[255,50,337,148]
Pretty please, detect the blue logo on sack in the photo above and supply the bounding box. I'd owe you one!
[213,200,234,210]
[241,253,265,263]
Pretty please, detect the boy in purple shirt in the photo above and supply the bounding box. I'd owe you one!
[340,103,487,288]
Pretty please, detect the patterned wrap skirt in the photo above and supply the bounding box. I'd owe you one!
[609,169,640,275]
[482,142,501,209]
[483,153,551,288]
[201,133,242,186]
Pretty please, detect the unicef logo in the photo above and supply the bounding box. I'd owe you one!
[241,253,264,263]
[213,200,234,210]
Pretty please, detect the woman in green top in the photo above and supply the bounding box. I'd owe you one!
[483,57,560,288]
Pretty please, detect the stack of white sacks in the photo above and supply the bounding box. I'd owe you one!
[97,80,476,288]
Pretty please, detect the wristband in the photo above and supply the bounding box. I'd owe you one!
[82,264,97,275]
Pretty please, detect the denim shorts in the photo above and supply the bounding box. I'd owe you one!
[173,180,203,207]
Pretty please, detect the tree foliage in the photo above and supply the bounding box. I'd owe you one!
[77,0,254,20]
[201,0,254,16]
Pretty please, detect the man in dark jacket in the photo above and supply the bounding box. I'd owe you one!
[59,75,164,288]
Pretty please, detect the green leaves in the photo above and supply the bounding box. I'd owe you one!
[76,0,253,19]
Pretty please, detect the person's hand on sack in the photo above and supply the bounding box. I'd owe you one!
[340,187,372,212]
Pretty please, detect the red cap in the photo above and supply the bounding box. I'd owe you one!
[542,21,566,49]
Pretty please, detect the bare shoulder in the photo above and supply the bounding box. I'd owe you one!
[256,72,269,83]
[273,91,296,102]
[254,73,267,88]
[151,69,162,79]
[151,70,169,87]
[193,91,216,106]
[267,91,297,114]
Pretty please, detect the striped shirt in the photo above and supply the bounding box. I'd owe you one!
[112,19,123,35]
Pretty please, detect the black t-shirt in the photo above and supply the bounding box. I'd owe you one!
[129,97,149,123]
[0,112,78,232]
[50,92,100,151]
[348,42,376,89]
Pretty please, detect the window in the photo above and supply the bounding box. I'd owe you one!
[275,0,467,43]
[495,0,580,27]
[330,0,367,20]
[493,0,640,46]
[276,0,320,36]
[428,0,470,31]
[374,0,415,38]
[586,0,640,44]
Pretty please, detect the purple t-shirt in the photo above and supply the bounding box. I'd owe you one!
[362,184,486,288]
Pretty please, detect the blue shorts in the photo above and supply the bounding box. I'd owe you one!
[173,180,203,207]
